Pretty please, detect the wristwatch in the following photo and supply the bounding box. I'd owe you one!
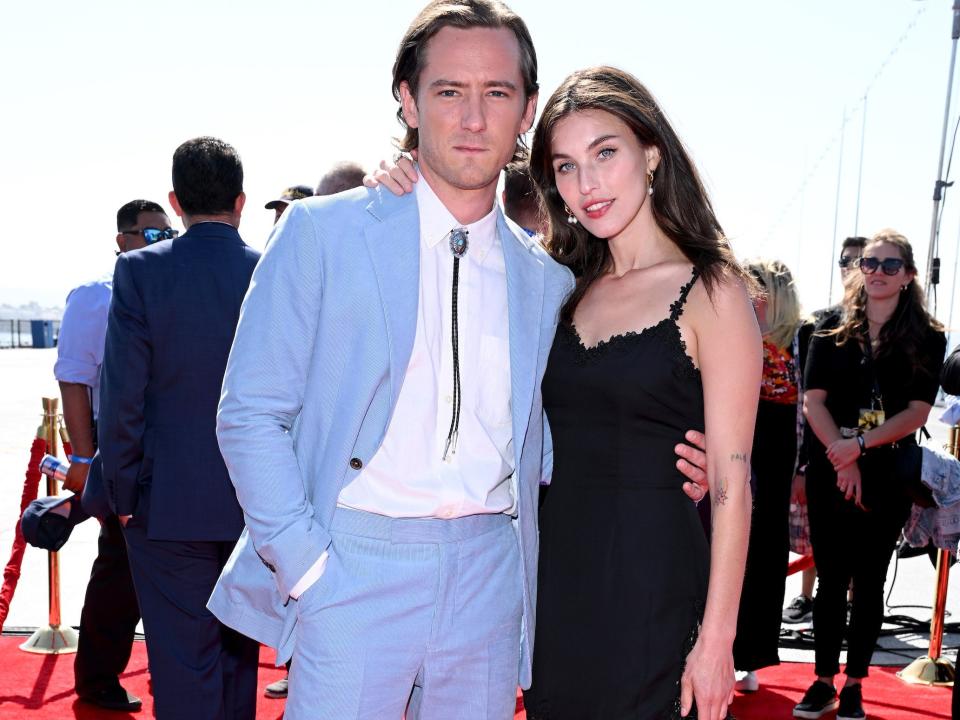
[856,434,867,456]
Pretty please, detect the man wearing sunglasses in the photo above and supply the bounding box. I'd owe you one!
[54,198,175,712]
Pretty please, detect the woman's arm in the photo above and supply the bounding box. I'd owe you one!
[679,275,761,720]
[803,389,842,448]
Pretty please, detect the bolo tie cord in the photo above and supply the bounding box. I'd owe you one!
[443,227,469,460]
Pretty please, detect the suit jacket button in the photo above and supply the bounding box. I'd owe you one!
[349,457,363,470]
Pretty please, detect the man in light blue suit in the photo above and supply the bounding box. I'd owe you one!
[209,2,566,717]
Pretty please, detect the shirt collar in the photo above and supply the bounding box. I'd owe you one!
[415,168,499,259]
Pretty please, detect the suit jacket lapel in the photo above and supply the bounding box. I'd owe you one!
[500,214,545,462]
[362,192,420,407]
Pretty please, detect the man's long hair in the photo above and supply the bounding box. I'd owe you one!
[391,0,538,163]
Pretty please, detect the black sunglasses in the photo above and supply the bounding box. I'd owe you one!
[121,227,179,244]
[838,255,859,268]
[858,256,905,275]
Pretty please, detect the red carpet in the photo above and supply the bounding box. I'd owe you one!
[0,635,950,718]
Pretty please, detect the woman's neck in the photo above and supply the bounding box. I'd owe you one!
[606,220,682,276]
[865,294,898,328]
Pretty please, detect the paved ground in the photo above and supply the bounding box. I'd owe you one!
[0,347,957,671]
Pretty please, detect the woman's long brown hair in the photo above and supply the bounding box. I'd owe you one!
[528,66,749,323]
[827,229,942,377]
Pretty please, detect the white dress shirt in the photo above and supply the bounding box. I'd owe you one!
[54,274,112,420]
[290,176,515,598]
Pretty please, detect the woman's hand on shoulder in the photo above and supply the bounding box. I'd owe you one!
[362,153,419,195]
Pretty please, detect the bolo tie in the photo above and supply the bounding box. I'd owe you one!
[442,227,469,460]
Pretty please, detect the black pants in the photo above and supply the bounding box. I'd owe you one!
[74,513,141,697]
[123,517,259,720]
[806,455,911,678]
[733,401,796,671]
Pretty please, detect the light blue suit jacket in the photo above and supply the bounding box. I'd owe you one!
[208,186,573,687]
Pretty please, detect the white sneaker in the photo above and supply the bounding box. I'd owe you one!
[735,670,759,693]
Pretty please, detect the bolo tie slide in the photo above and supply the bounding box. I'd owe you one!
[443,227,469,460]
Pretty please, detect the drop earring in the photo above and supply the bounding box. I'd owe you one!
[564,204,578,224]
[647,169,655,196]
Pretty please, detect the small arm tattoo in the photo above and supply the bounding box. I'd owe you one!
[730,452,749,463]
[713,479,729,508]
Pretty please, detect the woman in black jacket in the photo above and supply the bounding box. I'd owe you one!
[795,230,945,720]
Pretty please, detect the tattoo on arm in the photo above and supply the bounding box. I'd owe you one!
[730,452,749,463]
[713,478,729,508]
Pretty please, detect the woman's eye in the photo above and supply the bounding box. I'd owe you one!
[555,162,574,174]
[598,147,616,159]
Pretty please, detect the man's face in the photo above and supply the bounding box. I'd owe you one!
[400,26,537,197]
[273,203,288,225]
[116,210,174,253]
[839,245,863,282]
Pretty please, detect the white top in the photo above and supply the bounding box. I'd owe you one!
[291,176,515,598]
[337,174,515,518]
[54,274,112,419]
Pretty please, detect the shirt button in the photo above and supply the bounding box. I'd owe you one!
[444,395,452,404]
[349,458,363,470]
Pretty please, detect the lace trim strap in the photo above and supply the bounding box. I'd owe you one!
[669,267,701,321]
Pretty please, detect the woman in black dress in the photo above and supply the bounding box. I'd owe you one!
[524,67,760,720]
[796,231,945,720]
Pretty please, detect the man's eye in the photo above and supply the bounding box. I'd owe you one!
[439,90,458,97]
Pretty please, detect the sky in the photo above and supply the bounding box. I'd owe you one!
[3,0,960,331]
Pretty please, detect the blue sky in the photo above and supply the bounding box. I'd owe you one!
[2,0,958,330]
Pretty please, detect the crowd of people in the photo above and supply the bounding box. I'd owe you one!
[47,1,951,719]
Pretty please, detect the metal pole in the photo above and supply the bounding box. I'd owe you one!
[853,96,868,236]
[19,398,78,654]
[44,399,61,630]
[897,424,958,686]
[925,2,960,312]
[827,110,847,306]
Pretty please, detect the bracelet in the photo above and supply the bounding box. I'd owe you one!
[69,455,93,465]
[856,435,866,456]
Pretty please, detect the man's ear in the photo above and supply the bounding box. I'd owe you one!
[168,191,184,218]
[520,91,539,134]
[399,81,420,129]
[115,233,126,254]
[234,192,246,216]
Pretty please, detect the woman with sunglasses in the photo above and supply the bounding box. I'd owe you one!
[796,231,945,720]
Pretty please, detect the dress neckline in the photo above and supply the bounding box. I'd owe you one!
[567,266,701,351]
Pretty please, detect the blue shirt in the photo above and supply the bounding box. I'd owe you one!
[54,274,112,419]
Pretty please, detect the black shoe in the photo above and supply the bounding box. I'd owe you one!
[80,685,142,712]
[837,684,865,720]
[783,594,814,624]
[793,680,838,719]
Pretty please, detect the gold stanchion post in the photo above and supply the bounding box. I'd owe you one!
[20,397,79,654]
[898,425,957,686]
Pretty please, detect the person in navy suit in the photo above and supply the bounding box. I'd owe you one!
[99,136,261,720]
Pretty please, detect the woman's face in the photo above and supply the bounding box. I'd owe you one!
[549,109,658,241]
[860,241,914,302]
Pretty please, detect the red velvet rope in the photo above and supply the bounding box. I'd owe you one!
[0,436,47,629]
[787,554,815,576]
